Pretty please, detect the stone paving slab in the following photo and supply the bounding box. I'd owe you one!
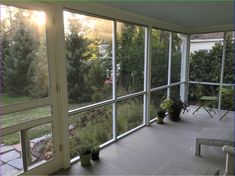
[0,146,14,154]
[8,158,23,170]
[0,164,19,176]
[1,150,20,163]
[13,144,21,152]
[31,134,51,143]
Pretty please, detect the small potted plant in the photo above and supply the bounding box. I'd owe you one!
[91,142,100,161]
[160,98,188,121]
[156,108,166,124]
[78,142,92,167]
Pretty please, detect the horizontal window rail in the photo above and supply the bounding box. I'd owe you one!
[68,99,115,115]
[116,91,145,102]
[1,116,52,136]
[68,91,146,115]
[0,98,51,115]
[117,124,145,140]
[150,81,184,93]
[189,81,235,87]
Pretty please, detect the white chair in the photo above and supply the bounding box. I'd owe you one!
[222,145,234,176]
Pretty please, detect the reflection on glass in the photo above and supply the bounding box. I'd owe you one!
[0,5,49,105]
[151,29,169,87]
[0,106,51,128]
[1,133,22,176]
[116,22,145,96]
[28,123,53,167]
[63,11,113,110]
[69,105,112,159]
[117,96,143,135]
[190,32,224,83]
[150,89,167,120]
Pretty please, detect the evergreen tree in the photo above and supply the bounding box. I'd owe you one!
[65,24,92,103]
[3,23,39,96]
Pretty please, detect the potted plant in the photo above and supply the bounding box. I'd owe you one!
[91,142,100,161]
[160,98,188,121]
[156,108,166,124]
[78,142,92,167]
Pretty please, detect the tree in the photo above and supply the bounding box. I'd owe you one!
[65,24,93,103]
[117,24,145,93]
[3,23,39,96]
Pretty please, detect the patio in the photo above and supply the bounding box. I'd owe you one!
[55,106,234,175]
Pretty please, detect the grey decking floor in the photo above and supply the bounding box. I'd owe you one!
[54,106,234,175]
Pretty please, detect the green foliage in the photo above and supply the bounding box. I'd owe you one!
[157,108,166,118]
[65,27,93,103]
[160,98,188,114]
[189,34,234,110]
[3,24,39,96]
[117,24,144,93]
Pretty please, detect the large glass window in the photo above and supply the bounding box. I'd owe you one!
[69,105,112,159]
[223,31,234,84]
[64,11,113,109]
[116,22,145,96]
[117,96,143,136]
[150,89,167,120]
[171,33,182,83]
[0,5,49,105]
[151,29,169,88]
[190,32,224,83]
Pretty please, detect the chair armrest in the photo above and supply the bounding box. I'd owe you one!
[222,145,235,154]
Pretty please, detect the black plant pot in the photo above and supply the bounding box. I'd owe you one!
[91,149,100,160]
[169,111,181,121]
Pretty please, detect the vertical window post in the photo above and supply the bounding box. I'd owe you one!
[167,32,172,98]
[180,34,190,102]
[144,26,152,125]
[218,32,227,110]
[112,20,117,140]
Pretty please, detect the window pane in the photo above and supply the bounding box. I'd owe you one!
[117,96,143,136]
[63,11,113,110]
[69,105,112,159]
[170,85,180,99]
[0,106,51,128]
[171,33,182,83]
[221,86,234,111]
[116,22,145,96]
[190,32,224,83]
[188,83,219,108]
[1,133,22,176]
[28,123,53,167]
[223,31,234,84]
[150,89,167,120]
[0,5,49,105]
[151,29,169,87]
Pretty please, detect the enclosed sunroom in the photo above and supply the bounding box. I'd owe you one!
[0,1,234,175]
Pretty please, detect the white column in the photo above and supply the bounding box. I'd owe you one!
[180,34,190,102]
[167,32,172,98]
[218,32,227,110]
[144,26,152,126]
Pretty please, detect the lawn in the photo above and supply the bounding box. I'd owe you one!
[1,94,51,144]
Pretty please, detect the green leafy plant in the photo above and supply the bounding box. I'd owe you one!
[78,142,92,155]
[160,98,188,121]
[157,108,166,118]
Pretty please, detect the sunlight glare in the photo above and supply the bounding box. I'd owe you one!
[33,11,45,26]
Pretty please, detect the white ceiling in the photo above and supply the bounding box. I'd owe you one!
[102,2,233,31]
